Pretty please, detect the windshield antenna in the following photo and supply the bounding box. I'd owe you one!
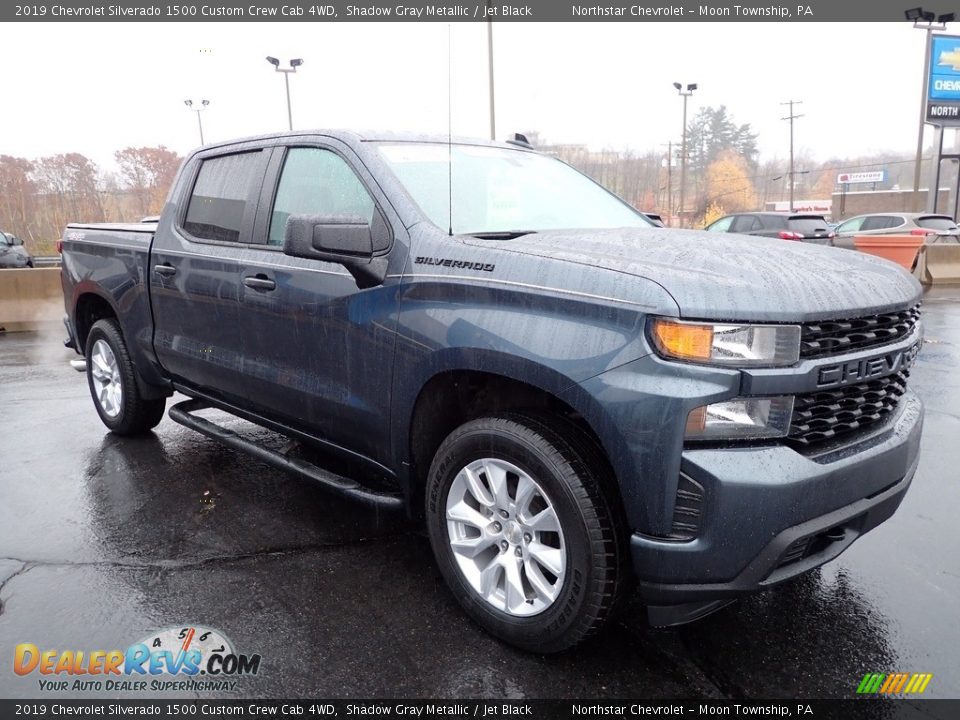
[447,24,453,237]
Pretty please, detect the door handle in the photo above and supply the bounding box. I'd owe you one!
[243,275,276,291]
[153,264,177,277]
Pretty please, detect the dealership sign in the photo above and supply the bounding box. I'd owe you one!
[837,171,886,184]
[927,35,960,123]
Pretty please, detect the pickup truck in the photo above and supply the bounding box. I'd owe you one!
[61,131,924,652]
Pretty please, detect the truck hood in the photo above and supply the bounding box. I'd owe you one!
[464,227,922,321]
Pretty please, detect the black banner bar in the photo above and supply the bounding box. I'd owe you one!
[1,700,958,720]
[0,0,941,23]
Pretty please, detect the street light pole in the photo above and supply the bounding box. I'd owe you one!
[183,99,210,145]
[266,57,304,131]
[907,9,951,210]
[673,82,697,228]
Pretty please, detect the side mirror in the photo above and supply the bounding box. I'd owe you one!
[282,212,391,289]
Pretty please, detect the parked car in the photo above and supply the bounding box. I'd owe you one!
[833,212,960,250]
[0,231,33,268]
[60,131,923,652]
[705,212,834,245]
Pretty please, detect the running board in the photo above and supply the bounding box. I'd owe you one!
[168,399,403,510]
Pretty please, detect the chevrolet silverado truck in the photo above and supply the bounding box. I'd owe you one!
[60,131,924,652]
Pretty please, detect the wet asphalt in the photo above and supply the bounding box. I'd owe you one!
[1,289,959,701]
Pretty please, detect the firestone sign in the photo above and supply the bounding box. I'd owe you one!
[927,34,960,124]
[837,171,886,184]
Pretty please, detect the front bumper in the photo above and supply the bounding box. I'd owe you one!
[632,390,923,624]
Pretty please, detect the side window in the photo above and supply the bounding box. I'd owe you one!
[861,215,899,231]
[707,216,734,232]
[731,215,759,232]
[268,148,375,247]
[837,217,865,233]
[183,152,263,243]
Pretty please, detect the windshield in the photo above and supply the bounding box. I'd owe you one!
[376,143,652,235]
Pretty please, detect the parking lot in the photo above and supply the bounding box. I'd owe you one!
[1,288,959,700]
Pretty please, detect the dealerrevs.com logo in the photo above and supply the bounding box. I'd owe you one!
[14,625,261,693]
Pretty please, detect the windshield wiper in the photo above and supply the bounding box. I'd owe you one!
[466,230,537,240]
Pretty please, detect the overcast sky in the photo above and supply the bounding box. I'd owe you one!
[0,22,933,169]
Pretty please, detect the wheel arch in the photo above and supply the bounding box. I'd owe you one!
[401,357,623,523]
[75,291,171,400]
[74,290,118,352]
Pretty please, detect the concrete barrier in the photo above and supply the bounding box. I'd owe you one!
[0,268,63,332]
[916,243,960,285]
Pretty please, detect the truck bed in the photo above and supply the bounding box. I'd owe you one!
[67,221,157,234]
[61,222,158,383]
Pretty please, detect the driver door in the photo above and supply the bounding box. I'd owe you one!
[234,142,403,464]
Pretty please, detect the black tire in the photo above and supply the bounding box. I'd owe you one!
[425,414,623,653]
[85,318,166,435]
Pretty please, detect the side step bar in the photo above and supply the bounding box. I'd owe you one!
[168,398,403,510]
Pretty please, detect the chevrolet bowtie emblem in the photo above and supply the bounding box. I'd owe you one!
[938,49,960,71]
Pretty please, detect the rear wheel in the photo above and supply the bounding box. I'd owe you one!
[425,415,623,652]
[85,318,166,435]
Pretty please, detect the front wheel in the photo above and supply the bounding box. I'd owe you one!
[85,318,166,435]
[425,415,623,652]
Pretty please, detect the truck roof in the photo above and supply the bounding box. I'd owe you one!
[196,129,531,154]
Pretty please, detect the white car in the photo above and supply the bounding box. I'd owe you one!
[833,213,959,249]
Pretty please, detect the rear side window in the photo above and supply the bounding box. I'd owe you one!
[787,217,828,233]
[860,215,901,231]
[731,215,761,232]
[183,152,263,243]
[918,216,958,231]
[759,215,788,229]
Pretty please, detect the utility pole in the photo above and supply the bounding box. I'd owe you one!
[660,141,674,225]
[781,100,804,212]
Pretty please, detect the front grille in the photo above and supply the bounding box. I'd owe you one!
[787,370,909,446]
[799,305,921,359]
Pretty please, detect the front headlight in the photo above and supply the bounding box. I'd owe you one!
[685,396,795,441]
[649,318,801,367]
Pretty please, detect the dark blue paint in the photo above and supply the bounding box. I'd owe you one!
[60,130,924,614]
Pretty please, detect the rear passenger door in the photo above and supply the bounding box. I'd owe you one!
[235,142,403,465]
[151,148,270,402]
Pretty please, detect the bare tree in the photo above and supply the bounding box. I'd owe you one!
[114,146,182,217]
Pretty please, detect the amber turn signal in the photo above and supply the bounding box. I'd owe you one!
[651,320,714,361]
